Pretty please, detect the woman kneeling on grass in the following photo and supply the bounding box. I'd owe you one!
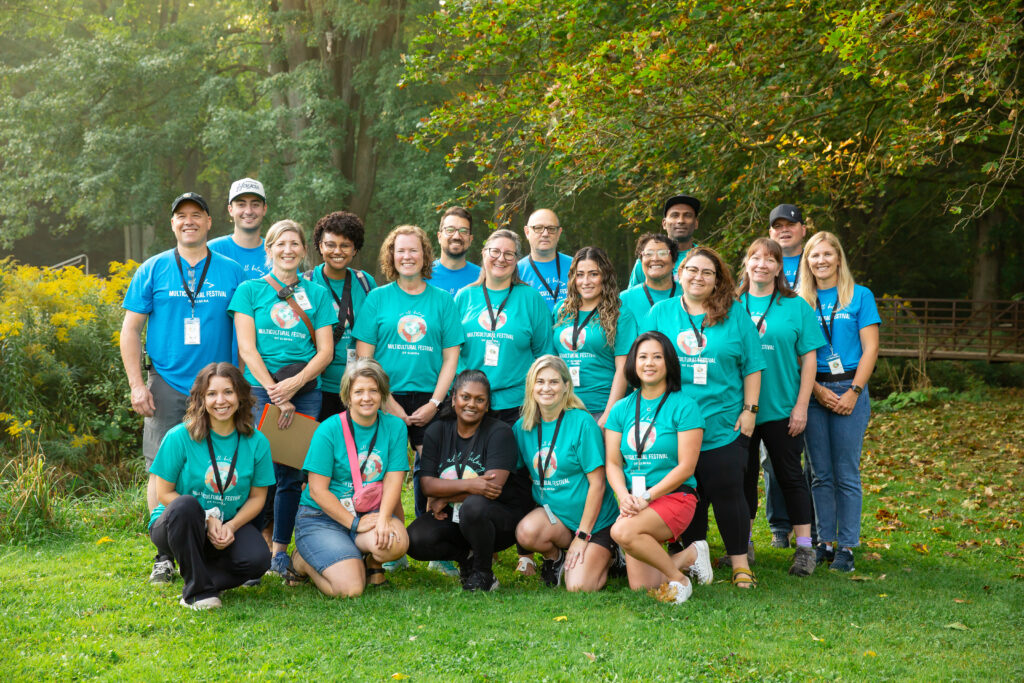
[286,359,410,596]
[605,332,713,604]
[148,362,274,610]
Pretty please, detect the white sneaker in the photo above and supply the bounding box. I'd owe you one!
[515,556,537,576]
[179,596,222,610]
[149,559,176,584]
[668,579,692,604]
[688,540,714,586]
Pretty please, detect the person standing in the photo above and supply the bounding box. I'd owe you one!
[627,195,700,287]
[517,208,573,311]
[121,192,245,584]
[430,207,481,297]
[619,234,681,324]
[209,178,271,279]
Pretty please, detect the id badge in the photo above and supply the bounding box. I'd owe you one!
[827,353,845,375]
[569,365,581,387]
[452,502,462,524]
[340,497,355,514]
[346,348,358,364]
[543,503,559,525]
[184,317,201,345]
[631,475,647,497]
[293,289,313,310]
[484,340,500,367]
[693,363,708,385]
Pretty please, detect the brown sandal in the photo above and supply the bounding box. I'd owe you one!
[731,567,758,588]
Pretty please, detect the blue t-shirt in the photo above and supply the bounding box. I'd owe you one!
[305,265,377,393]
[627,249,690,288]
[122,249,245,395]
[619,282,680,327]
[782,255,802,288]
[552,302,637,413]
[208,235,270,280]
[430,260,481,298]
[517,253,573,311]
[812,285,881,372]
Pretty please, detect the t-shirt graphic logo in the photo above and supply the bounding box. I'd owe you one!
[205,463,238,494]
[558,326,586,351]
[625,420,657,452]
[750,314,767,338]
[358,451,384,481]
[440,466,479,481]
[676,329,706,356]
[397,314,427,342]
[270,301,301,329]
[476,308,507,331]
[531,449,558,480]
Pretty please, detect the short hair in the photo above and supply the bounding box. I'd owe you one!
[678,247,736,327]
[313,211,365,253]
[519,355,586,432]
[439,206,473,232]
[635,233,679,263]
[339,358,391,408]
[379,225,434,282]
[623,332,682,392]
[264,219,309,271]
[736,238,795,298]
[470,229,524,287]
[184,363,256,442]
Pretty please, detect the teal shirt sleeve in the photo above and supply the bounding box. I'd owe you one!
[796,297,826,356]
[605,394,627,434]
[149,425,187,482]
[383,414,411,473]
[576,414,606,473]
[351,287,382,346]
[227,279,257,318]
[528,288,554,356]
[304,281,337,330]
[302,418,341,478]
[438,287,466,348]
[614,305,638,356]
[628,258,644,287]
[251,432,276,488]
[737,303,768,376]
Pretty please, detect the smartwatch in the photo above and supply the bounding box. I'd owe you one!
[575,529,592,542]
[743,404,759,413]
[850,384,863,395]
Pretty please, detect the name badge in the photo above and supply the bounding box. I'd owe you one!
[451,502,462,524]
[631,475,647,497]
[340,497,355,514]
[184,317,201,345]
[543,503,559,525]
[569,365,581,387]
[693,363,708,385]
[346,348,358,364]
[293,289,313,310]
[484,340,500,367]
[827,353,845,375]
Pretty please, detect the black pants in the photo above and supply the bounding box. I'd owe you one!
[150,495,270,603]
[319,391,345,421]
[746,419,812,526]
[678,435,751,556]
[406,494,526,573]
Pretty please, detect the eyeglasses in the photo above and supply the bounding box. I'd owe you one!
[641,249,671,260]
[682,266,716,278]
[321,241,354,253]
[441,226,470,236]
[526,225,560,234]
[485,247,517,262]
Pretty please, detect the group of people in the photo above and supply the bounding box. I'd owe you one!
[121,180,879,609]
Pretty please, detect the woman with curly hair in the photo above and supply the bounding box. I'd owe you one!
[552,247,636,426]
[642,247,765,588]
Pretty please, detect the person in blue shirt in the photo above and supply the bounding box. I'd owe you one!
[208,178,271,279]
[797,231,880,574]
[627,194,700,288]
[120,192,245,584]
[430,206,481,297]
[517,208,573,311]
[619,234,680,324]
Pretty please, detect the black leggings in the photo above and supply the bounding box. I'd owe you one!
[678,435,751,556]
[406,494,527,573]
[746,419,812,526]
[150,495,270,603]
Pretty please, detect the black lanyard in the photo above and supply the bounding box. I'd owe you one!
[174,249,211,314]
[454,424,485,479]
[680,299,706,348]
[744,290,778,333]
[643,281,676,306]
[535,410,565,489]
[323,267,355,330]
[529,255,561,301]
[482,285,513,331]
[634,393,669,460]
[346,412,380,479]
[572,308,598,349]
[206,432,241,502]
[815,297,840,351]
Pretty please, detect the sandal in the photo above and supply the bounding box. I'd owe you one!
[515,555,537,577]
[282,554,309,587]
[365,567,387,587]
[731,567,758,589]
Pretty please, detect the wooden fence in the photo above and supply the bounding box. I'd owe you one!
[876,298,1024,363]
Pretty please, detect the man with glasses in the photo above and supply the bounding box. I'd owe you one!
[517,208,573,311]
[627,194,701,287]
[619,233,681,323]
[209,178,270,279]
[430,206,480,297]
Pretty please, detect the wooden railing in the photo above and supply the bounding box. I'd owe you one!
[876,298,1024,363]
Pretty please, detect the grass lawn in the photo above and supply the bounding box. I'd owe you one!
[2,391,1022,681]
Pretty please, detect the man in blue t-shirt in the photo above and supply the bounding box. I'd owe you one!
[430,206,481,297]
[120,192,245,583]
[627,194,702,287]
[208,177,270,279]
[517,208,573,311]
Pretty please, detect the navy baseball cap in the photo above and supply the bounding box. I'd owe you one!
[171,192,211,215]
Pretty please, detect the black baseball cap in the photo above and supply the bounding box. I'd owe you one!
[663,194,701,216]
[171,192,211,215]
[769,204,803,225]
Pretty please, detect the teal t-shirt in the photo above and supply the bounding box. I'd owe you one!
[299,411,410,510]
[305,265,377,393]
[619,282,680,326]
[552,302,637,413]
[605,390,704,490]
[228,276,336,387]
[148,423,275,528]
[351,282,465,393]
[740,292,825,424]
[455,283,553,409]
[642,299,766,449]
[513,409,618,533]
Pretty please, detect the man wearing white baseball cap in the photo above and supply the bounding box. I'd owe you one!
[209,177,270,279]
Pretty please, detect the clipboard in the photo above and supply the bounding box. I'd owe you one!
[258,404,320,469]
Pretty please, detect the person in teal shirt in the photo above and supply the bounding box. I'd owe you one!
[627,194,700,287]
[456,229,552,422]
[148,363,275,609]
[605,332,712,604]
[642,247,764,588]
[737,238,825,577]
[513,356,619,592]
[552,247,635,424]
[619,233,681,324]
[287,359,410,595]
[304,210,377,420]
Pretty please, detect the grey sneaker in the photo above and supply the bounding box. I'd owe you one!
[771,531,792,548]
[830,548,855,572]
[149,559,176,584]
[789,546,817,576]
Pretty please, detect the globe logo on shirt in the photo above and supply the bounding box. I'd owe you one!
[749,314,767,338]
[676,329,707,356]
[558,326,586,351]
[204,463,238,494]
[440,466,479,481]
[270,301,301,330]
[476,308,508,331]
[397,314,428,343]
[357,451,384,481]
[531,449,558,480]
[625,420,657,452]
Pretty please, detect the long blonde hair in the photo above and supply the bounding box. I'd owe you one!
[556,247,620,346]
[519,355,585,432]
[798,231,855,310]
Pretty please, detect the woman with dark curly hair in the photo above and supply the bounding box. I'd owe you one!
[147,362,274,609]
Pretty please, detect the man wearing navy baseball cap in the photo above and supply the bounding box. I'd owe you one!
[768,203,807,288]
[209,177,270,279]
[627,193,701,287]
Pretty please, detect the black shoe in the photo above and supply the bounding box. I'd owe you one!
[462,569,499,592]
[608,546,628,579]
[815,544,835,565]
[457,554,474,586]
[540,550,565,588]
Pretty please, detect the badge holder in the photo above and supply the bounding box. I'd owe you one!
[184,317,201,345]
[543,503,559,525]
[631,475,647,498]
[693,363,708,385]
[826,353,844,375]
[484,340,500,367]
[569,365,581,387]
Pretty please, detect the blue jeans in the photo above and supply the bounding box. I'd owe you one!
[252,386,323,546]
[805,379,869,548]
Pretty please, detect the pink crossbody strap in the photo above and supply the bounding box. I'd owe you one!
[339,411,364,495]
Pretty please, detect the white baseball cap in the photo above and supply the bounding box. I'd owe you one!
[228,178,266,203]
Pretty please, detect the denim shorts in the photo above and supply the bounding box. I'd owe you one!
[293,505,363,574]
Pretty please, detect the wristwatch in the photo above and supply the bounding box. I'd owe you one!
[743,404,759,413]
[428,397,442,408]
[850,384,863,395]
[575,529,592,542]
[641,490,652,502]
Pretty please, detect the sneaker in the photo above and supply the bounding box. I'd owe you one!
[179,595,222,610]
[463,569,499,592]
[268,551,289,577]
[608,546,628,579]
[667,579,692,604]
[830,548,855,572]
[241,578,262,587]
[815,544,835,566]
[515,555,537,576]
[540,550,566,588]
[771,531,792,548]
[789,546,817,576]
[383,555,409,572]
[149,559,176,584]
[428,560,460,578]
[687,540,714,586]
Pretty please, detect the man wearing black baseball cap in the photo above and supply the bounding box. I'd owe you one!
[768,203,806,288]
[627,194,701,287]
[120,191,246,584]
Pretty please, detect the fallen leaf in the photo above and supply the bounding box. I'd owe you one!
[953,598,971,603]
[878,593,889,598]
[391,674,410,680]
[810,633,824,642]
[864,650,877,657]
[912,542,930,555]
[849,575,873,581]
[408,636,417,641]
[583,652,596,662]
[96,536,114,545]
[863,552,882,561]
[554,615,568,622]
[944,622,970,631]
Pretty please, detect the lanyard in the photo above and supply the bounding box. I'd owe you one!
[454,424,485,479]
[634,393,669,460]
[744,290,778,333]
[680,299,706,349]
[815,297,840,352]
[535,410,565,489]
[572,308,599,349]
[346,412,380,480]
[206,432,241,502]
[174,249,211,314]
[323,267,355,331]
[482,285,513,331]
[643,281,676,306]
[529,255,561,301]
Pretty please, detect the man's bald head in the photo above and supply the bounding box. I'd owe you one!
[524,208,562,260]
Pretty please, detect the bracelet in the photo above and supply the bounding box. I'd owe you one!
[348,514,361,540]
[204,507,223,522]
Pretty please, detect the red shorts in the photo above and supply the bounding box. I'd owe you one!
[649,492,698,542]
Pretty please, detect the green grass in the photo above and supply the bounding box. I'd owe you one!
[2,391,1023,681]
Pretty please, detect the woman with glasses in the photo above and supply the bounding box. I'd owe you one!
[619,234,681,323]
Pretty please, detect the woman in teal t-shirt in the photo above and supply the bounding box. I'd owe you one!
[513,356,619,592]
[605,332,712,604]
[455,229,552,424]
[148,363,275,610]
[287,359,410,595]
[737,238,825,577]
[552,247,635,425]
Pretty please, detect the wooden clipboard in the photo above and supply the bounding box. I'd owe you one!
[257,404,320,469]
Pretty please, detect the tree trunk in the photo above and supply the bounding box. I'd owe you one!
[971,208,1002,303]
